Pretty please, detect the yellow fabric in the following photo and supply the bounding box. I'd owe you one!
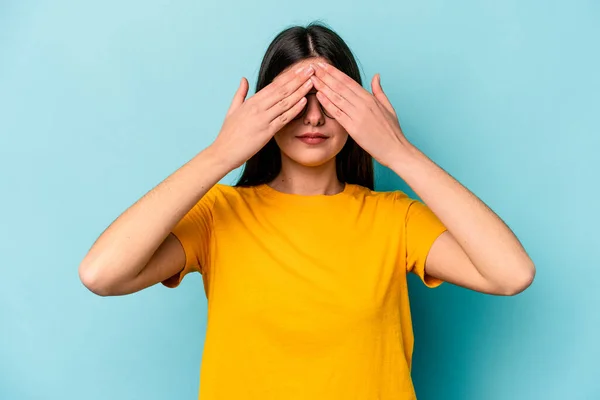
[163,183,447,399]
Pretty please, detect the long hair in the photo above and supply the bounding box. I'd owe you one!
[235,22,374,190]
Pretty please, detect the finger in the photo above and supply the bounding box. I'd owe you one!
[371,74,396,116]
[257,65,315,110]
[226,77,249,117]
[268,96,308,132]
[315,90,352,128]
[310,63,362,107]
[310,75,356,116]
[312,62,371,102]
[266,76,314,122]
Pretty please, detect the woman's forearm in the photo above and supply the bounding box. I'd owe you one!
[78,145,230,292]
[391,145,535,290]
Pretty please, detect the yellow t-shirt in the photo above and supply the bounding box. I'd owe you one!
[162,182,447,400]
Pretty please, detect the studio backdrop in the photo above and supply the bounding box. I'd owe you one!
[0,1,598,399]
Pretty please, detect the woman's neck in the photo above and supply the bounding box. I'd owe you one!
[268,157,344,196]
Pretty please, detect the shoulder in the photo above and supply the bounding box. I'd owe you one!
[349,184,424,219]
[204,183,259,204]
[192,184,237,208]
[349,184,412,205]
[210,183,253,196]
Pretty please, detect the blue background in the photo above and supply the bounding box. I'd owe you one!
[1,1,598,399]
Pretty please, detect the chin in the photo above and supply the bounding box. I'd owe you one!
[282,150,336,167]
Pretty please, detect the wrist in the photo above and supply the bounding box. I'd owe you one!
[201,143,240,173]
[388,143,425,176]
[197,145,238,175]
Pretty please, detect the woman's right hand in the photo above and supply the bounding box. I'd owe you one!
[209,64,316,170]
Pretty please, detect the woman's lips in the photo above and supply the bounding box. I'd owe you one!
[295,134,328,145]
[296,136,328,144]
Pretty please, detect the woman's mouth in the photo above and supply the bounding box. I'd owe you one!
[295,133,329,145]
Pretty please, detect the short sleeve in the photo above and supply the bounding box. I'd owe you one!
[161,186,218,288]
[403,195,448,288]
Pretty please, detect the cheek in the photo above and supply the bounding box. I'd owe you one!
[273,123,297,141]
[334,132,349,151]
[273,127,294,148]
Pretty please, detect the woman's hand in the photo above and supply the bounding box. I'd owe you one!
[309,62,416,168]
[209,65,316,170]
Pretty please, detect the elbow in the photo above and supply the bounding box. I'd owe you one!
[78,261,117,297]
[500,262,536,296]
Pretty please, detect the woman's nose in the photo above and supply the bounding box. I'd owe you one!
[303,94,326,122]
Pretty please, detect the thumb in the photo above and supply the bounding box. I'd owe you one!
[226,77,249,117]
[371,74,396,116]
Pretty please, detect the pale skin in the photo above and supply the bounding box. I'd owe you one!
[78,56,534,297]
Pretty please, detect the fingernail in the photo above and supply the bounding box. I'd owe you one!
[317,62,326,69]
[304,66,314,76]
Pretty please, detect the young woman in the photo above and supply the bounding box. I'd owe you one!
[79,22,535,400]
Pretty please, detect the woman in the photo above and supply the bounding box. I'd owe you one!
[79,22,535,400]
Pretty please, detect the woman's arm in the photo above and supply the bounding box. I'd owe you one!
[79,69,317,296]
[308,61,535,296]
[391,145,536,296]
[78,146,230,296]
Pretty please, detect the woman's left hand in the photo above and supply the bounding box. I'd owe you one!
[309,61,416,168]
